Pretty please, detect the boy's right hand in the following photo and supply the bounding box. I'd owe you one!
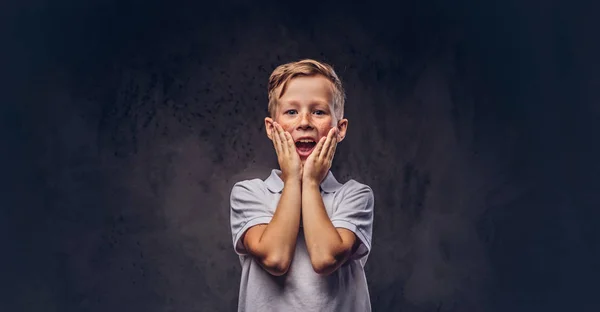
[271,122,302,183]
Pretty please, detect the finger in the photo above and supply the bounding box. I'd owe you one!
[272,123,282,155]
[325,131,338,162]
[312,136,326,160]
[276,123,289,156]
[328,137,337,164]
[319,128,335,161]
[273,122,282,150]
[284,132,295,155]
[324,128,337,161]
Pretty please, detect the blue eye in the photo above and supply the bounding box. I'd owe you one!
[285,110,297,115]
[314,110,325,115]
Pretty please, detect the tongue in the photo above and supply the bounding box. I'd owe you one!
[296,142,315,152]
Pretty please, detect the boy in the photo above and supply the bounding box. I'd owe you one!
[229,59,375,311]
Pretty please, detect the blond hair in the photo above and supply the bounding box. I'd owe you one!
[267,59,345,120]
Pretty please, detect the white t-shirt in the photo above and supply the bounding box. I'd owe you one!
[229,169,375,312]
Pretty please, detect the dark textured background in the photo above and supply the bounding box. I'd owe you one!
[2,0,598,311]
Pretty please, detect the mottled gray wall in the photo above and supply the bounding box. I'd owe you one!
[2,0,599,311]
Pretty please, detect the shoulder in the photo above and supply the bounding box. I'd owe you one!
[334,178,375,208]
[232,178,265,189]
[230,178,269,198]
[339,178,374,197]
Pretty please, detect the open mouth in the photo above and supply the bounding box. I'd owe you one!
[295,139,317,156]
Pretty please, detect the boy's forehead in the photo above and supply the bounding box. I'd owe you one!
[278,75,334,99]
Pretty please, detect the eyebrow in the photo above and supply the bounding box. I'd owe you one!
[281,100,330,107]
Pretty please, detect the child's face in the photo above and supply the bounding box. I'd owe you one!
[265,75,348,164]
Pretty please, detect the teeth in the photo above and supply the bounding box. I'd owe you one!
[298,139,314,143]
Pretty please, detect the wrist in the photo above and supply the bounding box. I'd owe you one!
[283,175,302,185]
[302,178,320,189]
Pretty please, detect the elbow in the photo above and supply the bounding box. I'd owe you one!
[311,256,339,276]
[311,248,352,276]
[262,255,291,276]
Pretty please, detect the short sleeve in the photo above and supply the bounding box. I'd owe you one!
[330,182,374,263]
[229,180,273,256]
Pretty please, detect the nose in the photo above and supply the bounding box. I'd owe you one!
[297,111,313,130]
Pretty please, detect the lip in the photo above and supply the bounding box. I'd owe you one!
[294,136,317,143]
[294,136,317,158]
[296,144,316,158]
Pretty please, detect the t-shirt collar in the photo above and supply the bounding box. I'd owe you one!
[265,169,343,193]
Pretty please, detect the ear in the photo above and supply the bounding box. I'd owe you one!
[336,118,348,142]
[265,117,275,140]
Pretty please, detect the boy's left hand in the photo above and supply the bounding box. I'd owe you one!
[303,127,338,185]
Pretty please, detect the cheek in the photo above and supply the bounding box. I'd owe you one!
[274,119,294,132]
[318,124,333,137]
[282,124,295,133]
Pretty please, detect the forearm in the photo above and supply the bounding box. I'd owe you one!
[256,179,302,266]
[301,181,347,272]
